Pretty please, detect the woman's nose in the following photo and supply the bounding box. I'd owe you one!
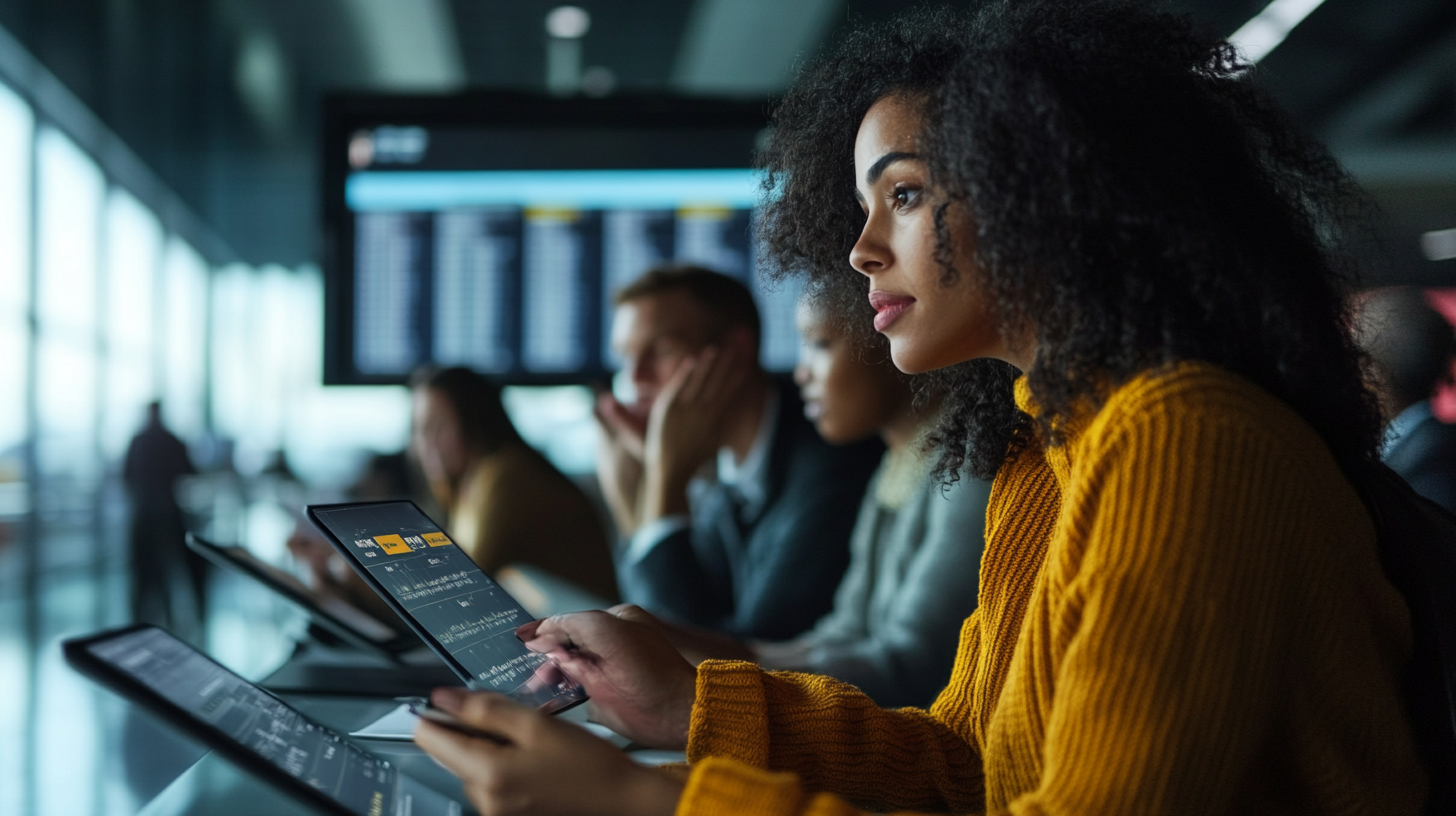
[849,218,890,276]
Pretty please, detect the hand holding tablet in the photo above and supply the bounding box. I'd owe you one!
[306,500,588,714]
[307,501,691,815]
[409,686,686,816]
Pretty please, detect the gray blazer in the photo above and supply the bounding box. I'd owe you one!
[758,456,991,708]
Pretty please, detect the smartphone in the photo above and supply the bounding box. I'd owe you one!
[395,696,510,744]
[306,500,588,715]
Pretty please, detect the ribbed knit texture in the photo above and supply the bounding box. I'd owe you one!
[678,364,1427,816]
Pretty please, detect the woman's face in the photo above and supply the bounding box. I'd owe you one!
[850,94,1026,373]
[411,387,470,485]
[793,303,909,444]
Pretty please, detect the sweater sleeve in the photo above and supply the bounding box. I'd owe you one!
[677,757,939,816]
[684,656,985,813]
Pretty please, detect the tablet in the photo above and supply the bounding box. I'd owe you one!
[186,532,419,661]
[63,624,465,816]
[306,501,588,714]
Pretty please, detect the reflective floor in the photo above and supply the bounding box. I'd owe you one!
[0,490,313,816]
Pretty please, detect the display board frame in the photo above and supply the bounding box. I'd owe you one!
[321,91,772,385]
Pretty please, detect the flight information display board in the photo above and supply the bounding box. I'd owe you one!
[323,93,802,385]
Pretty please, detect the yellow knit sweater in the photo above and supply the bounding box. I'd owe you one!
[676,364,1426,815]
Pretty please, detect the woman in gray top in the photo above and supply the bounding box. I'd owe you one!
[668,296,992,708]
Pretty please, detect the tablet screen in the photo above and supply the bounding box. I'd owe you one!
[210,542,402,643]
[310,501,587,713]
[83,627,461,816]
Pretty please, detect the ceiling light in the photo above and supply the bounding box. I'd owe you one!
[1228,0,1327,63]
[1423,228,1456,262]
[546,6,590,40]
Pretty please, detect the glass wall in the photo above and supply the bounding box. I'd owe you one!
[0,66,418,813]
[0,70,33,816]
[0,29,611,810]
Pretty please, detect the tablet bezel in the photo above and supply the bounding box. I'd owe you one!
[305,500,588,715]
[185,532,417,662]
[63,623,463,816]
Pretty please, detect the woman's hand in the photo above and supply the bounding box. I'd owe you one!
[414,688,683,816]
[517,605,698,750]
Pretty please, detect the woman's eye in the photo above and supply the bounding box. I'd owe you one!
[891,185,921,208]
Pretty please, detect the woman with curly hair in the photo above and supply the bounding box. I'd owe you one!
[411,2,1431,814]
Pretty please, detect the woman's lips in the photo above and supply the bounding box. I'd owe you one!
[869,291,915,332]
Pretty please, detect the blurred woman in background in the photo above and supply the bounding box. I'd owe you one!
[409,366,619,603]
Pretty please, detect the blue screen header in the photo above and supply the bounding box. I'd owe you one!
[347,168,763,211]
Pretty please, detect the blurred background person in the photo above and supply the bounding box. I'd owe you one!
[410,365,619,602]
[1355,286,1456,513]
[597,266,882,640]
[662,295,993,707]
[288,367,620,617]
[123,401,202,641]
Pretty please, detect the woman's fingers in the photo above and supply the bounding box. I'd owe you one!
[431,685,468,712]
[412,718,501,780]
[518,610,613,657]
[608,603,663,629]
[515,618,543,643]
[453,691,538,738]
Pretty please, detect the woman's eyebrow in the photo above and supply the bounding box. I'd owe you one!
[865,151,919,184]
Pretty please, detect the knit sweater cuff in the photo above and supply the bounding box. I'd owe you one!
[676,756,805,816]
[686,660,770,767]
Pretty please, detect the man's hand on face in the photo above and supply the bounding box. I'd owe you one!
[640,345,751,522]
[594,392,648,461]
[594,393,650,535]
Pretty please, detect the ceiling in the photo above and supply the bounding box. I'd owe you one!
[0,0,1450,283]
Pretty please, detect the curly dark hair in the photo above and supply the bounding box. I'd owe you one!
[757,0,1383,482]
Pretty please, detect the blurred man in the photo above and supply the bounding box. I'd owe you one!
[1356,286,1456,513]
[124,401,201,638]
[597,266,881,639]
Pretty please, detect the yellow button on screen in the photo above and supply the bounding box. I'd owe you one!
[374,534,411,555]
[423,532,452,548]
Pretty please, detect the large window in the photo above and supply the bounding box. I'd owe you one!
[100,190,163,460]
[0,60,431,816]
[0,72,32,816]
[33,127,103,539]
[161,239,209,441]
